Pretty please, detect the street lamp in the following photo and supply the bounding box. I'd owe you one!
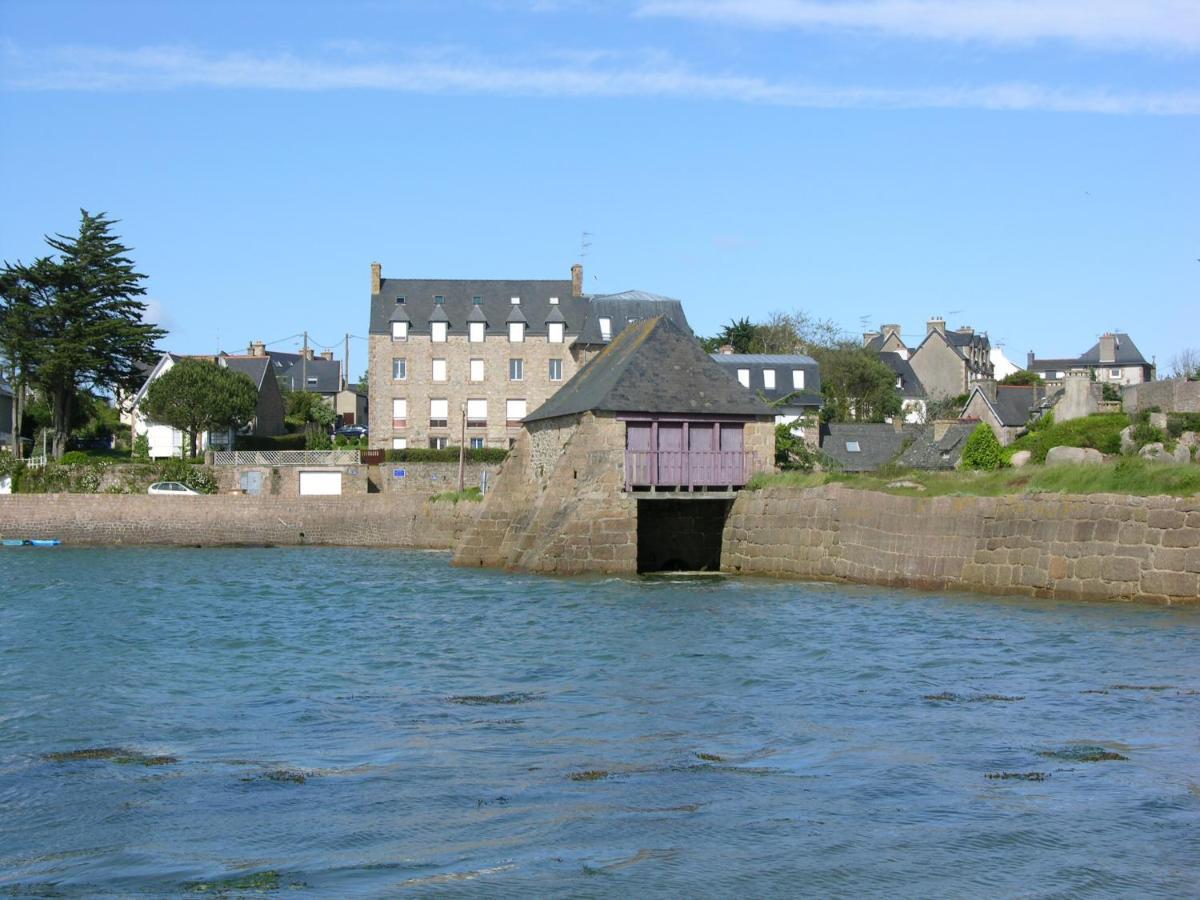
[458,401,466,492]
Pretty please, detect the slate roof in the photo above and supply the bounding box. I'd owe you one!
[878,352,925,399]
[221,356,273,391]
[820,423,914,472]
[709,354,823,409]
[574,290,692,344]
[370,278,584,338]
[896,424,975,470]
[525,316,773,423]
[1031,333,1149,372]
[269,352,343,394]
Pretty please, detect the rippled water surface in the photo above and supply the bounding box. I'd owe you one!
[2,547,1198,897]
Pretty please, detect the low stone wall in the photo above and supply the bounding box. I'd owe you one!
[0,493,480,550]
[723,485,1200,605]
[372,461,501,496]
[1125,379,1200,414]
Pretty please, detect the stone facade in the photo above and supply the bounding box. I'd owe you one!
[367,330,585,451]
[372,460,502,496]
[723,484,1200,605]
[0,493,479,549]
[1124,378,1200,415]
[909,323,993,399]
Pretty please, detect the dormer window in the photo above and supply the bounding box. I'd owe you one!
[509,322,525,343]
[472,295,482,305]
[391,321,408,341]
[395,296,405,305]
[737,368,750,388]
[510,296,520,305]
[599,317,612,341]
[469,321,485,343]
[431,322,447,342]
[549,296,559,305]
[548,322,564,343]
[763,369,776,389]
[792,370,804,389]
[434,295,445,305]
[306,377,318,386]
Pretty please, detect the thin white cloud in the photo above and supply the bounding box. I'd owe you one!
[638,1,1200,52]
[1,42,1197,115]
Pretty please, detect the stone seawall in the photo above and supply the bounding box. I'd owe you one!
[723,485,1200,605]
[0,494,480,550]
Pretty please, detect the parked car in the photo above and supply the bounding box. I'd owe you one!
[147,481,200,495]
[333,425,368,438]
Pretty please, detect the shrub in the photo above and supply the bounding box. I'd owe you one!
[1167,413,1200,438]
[132,434,151,461]
[961,423,1004,471]
[1000,370,1043,386]
[775,423,816,470]
[304,422,332,450]
[1130,422,1165,447]
[235,433,307,451]
[156,459,218,494]
[383,447,509,463]
[59,451,91,466]
[1101,383,1122,402]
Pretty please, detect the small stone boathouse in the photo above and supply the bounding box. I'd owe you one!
[453,316,775,574]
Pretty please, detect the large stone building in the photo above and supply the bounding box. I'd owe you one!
[366,263,689,451]
[453,316,776,575]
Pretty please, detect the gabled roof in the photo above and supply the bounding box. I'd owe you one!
[820,423,914,472]
[1079,333,1148,366]
[221,356,273,391]
[574,290,692,344]
[370,278,582,337]
[271,354,343,394]
[878,351,926,399]
[896,424,975,470]
[709,354,823,408]
[963,384,1051,428]
[525,316,773,423]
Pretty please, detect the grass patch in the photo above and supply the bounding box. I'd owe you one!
[430,487,483,503]
[1007,413,1129,463]
[747,458,1200,498]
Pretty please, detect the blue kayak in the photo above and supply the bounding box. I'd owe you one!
[2,539,61,547]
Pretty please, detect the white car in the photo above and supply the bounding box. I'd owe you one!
[147,481,200,495]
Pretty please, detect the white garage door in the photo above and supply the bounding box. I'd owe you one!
[299,471,342,496]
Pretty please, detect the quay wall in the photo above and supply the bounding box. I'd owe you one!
[0,493,480,550]
[723,484,1200,605]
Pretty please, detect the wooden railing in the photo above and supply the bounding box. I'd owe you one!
[624,450,758,491]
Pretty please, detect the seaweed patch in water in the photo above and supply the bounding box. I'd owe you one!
[44,747,178,766]
[1108,684,1174,691]
[695,752,725,762]
[241,769,310,784]
[569,770,610,782]
[1038,745,1129,763]
[183,870,282,893]
[986,772,1048,781]
[923,693,1024,703]
[448,692,542,706]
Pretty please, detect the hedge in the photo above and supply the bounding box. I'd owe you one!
[234,433,307,451]
[382,447,509,463]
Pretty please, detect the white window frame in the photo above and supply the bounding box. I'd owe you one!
[1110,368,1121,378]
[432,358,448,382]
[599,317,612,341]
[429,436,449,450]
[506,399,527,426]
[763,369,776,390]
[469,437,485,450]
[391,321,407,341]
[846,441,861,453]
[548,358,563,382]
[392,437,407,450]
[469,321,485,343]
[737,368,750,388]
[792,369,804,389]
[466,398,487,427]
[548,322,564,344]
[429,399,449,428]
[469,358,485,382]
[431,322,448,343]
[509,322,525,343]
[509,358,524,381]
[392,358,406,381]
[391,398,407,428]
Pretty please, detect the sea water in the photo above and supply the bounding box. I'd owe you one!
[1,547,1197,897]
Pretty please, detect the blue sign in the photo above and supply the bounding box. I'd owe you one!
[392,468,406,478]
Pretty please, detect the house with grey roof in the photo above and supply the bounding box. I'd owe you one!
[820,421,974,472]
[129,352,286,458]
[878,351,928,423]
[245,343,368,428]
[1027,332,1154,387]
[960,382,1054,445]
[709,353,822,443]
[366,262,691,451]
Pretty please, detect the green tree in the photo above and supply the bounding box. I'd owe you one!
[284,390,335,430]
[961,423,1004,470]
[1000,369,1043,386]
[812,345,903,423]
[142,359,258,458]
[0,211,163,459]
[718,317,758,353]
[0,257,55,458]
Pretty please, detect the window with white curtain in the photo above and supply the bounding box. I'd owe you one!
[392,437,407,449]
[391,321,407,341]
[548,322,564,343]
[792,369,804,389]
[469,322,485,343]
[431,322,447,342]
[391,398,407,426]
[737,369,750,387]
[432,359,447,382]
[506,399,527,425]
[469,358,484,382]
[509,322,525,342]
[466,399,487,426]
[763,369,776,389]
[599,317,612,340]
[429,399,448,427]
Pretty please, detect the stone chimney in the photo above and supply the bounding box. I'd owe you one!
[1027,351,1035,368]
[933,419,957,441]
[320,350,334,362]
[571,263,583,297]
[248,341,267,358]
[978,378,997,402]
[370,261,382,296]
[927,317,946,336]
[862,330,880,347]
[1099,333,1117,364]
[303,348,315,361]
[956,326,974,336]
[718,344,735,355]
[881,324,902,343]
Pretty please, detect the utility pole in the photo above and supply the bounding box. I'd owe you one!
[458,402,466,492]
[343,333,350,389]
[302,331,308,390]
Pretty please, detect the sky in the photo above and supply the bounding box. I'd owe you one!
[1,0,1197,373]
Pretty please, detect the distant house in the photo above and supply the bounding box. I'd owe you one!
[1027,333,1154,387]
[252,342,368,427]
[0,379,13,450]
[710,353,822,443]
[129,352,286,458]
[864,319,992,419]
[960,382,1054,445]
[989,346,1021,381]
[878,351,927,424]
[820,421,974,472]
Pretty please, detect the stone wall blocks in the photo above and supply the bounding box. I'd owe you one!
[1140,571,1199,598]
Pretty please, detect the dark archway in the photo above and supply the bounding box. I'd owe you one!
[637,498,733,573]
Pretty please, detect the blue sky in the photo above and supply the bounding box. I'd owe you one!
[1,0,1197,373]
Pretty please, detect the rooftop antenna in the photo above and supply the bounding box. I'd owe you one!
[580,231,593,259]
[858,314,872,331]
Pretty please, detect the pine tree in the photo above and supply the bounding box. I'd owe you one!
[143,360,259,458]
[0,211,164,458]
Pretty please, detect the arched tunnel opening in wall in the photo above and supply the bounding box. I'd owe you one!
[637,498,734,573]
